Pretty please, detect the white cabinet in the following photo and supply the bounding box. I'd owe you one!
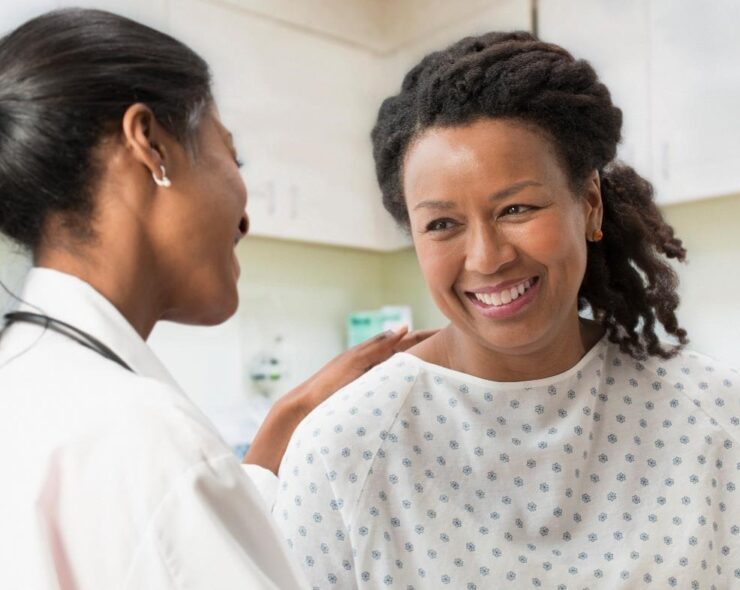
[539,0,740,206]
[169,0,407,251]
[648,0,740,204]
[538,0,652,179]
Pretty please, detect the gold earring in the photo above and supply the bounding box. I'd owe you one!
[591,229,604,242]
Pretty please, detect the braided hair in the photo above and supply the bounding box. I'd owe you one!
[371,31,688,360]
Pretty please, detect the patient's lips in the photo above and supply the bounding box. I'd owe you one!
[466,276,540,318]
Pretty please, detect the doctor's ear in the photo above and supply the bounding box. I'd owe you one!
[121,103,172,185]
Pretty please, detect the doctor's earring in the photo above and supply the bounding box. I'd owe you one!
[152,165,172,188]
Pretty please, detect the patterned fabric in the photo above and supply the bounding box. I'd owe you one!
[275,336,740,589]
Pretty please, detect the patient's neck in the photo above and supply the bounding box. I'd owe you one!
[410,318,604,383]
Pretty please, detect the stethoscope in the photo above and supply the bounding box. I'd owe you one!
[2,311,133,372]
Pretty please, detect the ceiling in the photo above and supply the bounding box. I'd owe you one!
[215,0,516,53]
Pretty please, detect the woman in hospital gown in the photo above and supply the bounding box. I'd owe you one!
[274,31,740,589]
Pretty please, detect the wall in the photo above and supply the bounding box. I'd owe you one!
[662,194,740,367]
[0,240,32,316]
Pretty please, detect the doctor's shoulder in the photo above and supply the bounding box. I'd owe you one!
[7,328,237,487]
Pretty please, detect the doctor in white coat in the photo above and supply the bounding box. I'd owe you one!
[0,8,432,589]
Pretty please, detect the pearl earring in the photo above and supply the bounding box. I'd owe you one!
[153,165,171,188]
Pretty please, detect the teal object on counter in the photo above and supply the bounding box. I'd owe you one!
[347,306,413,348]
[347,310,383,347]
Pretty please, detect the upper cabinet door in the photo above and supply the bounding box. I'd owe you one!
[537,0,652,180]
[649,0,740,204]
[169,0,406,251]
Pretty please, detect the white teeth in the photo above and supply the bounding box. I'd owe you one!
[472,278,535,308]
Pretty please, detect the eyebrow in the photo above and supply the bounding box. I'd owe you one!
[412,180,543,211]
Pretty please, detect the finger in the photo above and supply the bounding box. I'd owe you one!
[354,325,408,351]
[357,327,433,360]
[396,328,439,351]
[353,328,410,367]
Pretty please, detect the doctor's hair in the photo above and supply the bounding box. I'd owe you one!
[0,8,212,251]
[371,31,688,360]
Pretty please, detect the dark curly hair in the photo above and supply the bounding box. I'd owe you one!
[0,8,212,251]
[371,31,688,360]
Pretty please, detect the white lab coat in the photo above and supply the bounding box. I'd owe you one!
[0,268,303,589]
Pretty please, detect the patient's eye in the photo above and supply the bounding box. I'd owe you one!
[425,218,458,232]
[501,204,535,216]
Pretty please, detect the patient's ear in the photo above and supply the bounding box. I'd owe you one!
[582,169,603,235]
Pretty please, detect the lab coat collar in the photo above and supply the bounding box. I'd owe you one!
[15,267,180,389]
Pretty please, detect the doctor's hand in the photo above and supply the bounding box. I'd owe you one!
[244,326,437,474]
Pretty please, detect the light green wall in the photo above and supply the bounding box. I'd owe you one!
[238,237,444,338]
[660,193,740,365]
[237,233,446,334]
[237,235,387,324]
[380,245,446,330]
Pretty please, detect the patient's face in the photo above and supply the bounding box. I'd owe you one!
[403,118,600,357]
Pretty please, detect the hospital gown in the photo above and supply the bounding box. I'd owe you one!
[275,336,740,589]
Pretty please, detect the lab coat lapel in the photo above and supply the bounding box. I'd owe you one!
[16,267,181,389]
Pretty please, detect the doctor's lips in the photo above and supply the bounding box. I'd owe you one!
[465,276,540,308]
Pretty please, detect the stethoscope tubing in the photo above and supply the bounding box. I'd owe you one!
[3,311,133,372]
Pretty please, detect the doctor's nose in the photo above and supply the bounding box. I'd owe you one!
[239,213,249,237]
